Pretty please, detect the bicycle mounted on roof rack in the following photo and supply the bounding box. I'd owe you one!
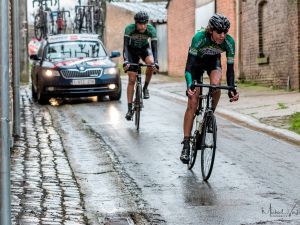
[32,0,58,40]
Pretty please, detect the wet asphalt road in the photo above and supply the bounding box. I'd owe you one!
[43,82,300,225]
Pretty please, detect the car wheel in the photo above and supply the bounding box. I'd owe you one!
[31,83,37,100]
[37,88,49,105]
[109,84,122,101]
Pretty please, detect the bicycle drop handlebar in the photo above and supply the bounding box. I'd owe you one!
[123,62,157,73]
[190,81,236,91]
[33,0,57,8]
[126,62,156,68]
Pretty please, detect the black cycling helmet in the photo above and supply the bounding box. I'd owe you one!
[134,11,149,24]
[208,13,230,33]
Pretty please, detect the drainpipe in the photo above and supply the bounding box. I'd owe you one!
[13,0,21,137]
[0,0,12,224]
[236,0,242,80]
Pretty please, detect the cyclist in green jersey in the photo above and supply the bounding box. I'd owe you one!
[123,11,159,120]
[180,14,239,164]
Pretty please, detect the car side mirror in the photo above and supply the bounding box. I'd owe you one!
[30,54,41,61]
[110,51,120,58]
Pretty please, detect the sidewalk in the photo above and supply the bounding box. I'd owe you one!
[148,74,300,146]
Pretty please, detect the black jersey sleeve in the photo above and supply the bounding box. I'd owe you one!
[151,39,158,63]
[123,36,130,62]
[184,52,197,87]
[226,63,235,88]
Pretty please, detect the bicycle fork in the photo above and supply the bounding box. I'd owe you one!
[134,74,143,110]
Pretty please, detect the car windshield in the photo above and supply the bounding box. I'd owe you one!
[45,41,107,60]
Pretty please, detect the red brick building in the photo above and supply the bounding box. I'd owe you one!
[240,0,299,90]
[167,0,195,77]
[105,2,168,72]
[167,0,237,80]
[167,0,300,90]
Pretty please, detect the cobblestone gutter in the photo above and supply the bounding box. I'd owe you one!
[11,89,88,225]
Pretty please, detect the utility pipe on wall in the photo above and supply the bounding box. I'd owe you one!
[0,0,12,224]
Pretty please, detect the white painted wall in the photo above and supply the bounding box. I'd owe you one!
[195,1,215,32]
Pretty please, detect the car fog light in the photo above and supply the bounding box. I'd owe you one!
[47,87,55,91]
[108,84,116,90]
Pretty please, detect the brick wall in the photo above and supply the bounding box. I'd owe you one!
[216,0,238,81]
[104,4,134,64]
[167,0,195,76]
[240,0,299,90]
[167,0,238,80]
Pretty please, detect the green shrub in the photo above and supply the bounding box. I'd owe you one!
[289,112,300,134]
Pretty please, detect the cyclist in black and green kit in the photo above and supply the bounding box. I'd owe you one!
[123,11,159,120]
[180,14,239,164]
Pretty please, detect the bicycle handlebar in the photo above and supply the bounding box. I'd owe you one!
[33,0,56,8]
[190,81,236,91]
[126,63,156,68]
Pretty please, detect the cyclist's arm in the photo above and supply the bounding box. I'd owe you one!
[225,35,236,88]
[184,32,203,88]
[185,52,197,88]
[123,35,130,63]
[151,39,158,63]
[226,63,235,87]
[148,25,158,64]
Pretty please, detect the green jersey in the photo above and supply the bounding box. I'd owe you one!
[189,29,235,64]
[124,23,157,49]
[185,29,235,87]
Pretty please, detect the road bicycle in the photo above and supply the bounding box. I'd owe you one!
[50,9,71,34]
[33,0,57,40]
[187,80,235,181]
[74,5,94,33]
[91,0,104,36]
[126,63,155,131]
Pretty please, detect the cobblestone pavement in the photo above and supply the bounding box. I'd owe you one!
[11,89,88,225]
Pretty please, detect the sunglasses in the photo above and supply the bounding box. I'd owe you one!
[215,29,228,34]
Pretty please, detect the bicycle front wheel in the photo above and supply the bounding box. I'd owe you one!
[200,114,217,181]
[134,84,142,131]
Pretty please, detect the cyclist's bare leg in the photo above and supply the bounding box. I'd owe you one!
[144,55,155,85]
[183,87,200,137]
[127,71,136,103]
[181,87,200,163]
[125,71,137,120]
[209,69,222,111]
[143,55,155,99]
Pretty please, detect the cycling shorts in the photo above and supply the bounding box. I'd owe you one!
[127,45,153,72]
[191,54,222,83]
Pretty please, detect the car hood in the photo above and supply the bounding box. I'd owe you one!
[43,57,116,69]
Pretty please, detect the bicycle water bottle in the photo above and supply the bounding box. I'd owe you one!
[196,111,203,130]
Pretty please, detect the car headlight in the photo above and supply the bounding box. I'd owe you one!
[42,69,60,77]
[104,67,118,75]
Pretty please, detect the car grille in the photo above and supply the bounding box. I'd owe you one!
[60,69,102,79]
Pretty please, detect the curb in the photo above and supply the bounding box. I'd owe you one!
[151,87,300,147]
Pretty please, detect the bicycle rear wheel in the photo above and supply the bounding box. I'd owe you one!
[134,84,142,131]
[200,114,217,181]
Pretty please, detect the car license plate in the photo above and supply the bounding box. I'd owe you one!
[71,79,95,85]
